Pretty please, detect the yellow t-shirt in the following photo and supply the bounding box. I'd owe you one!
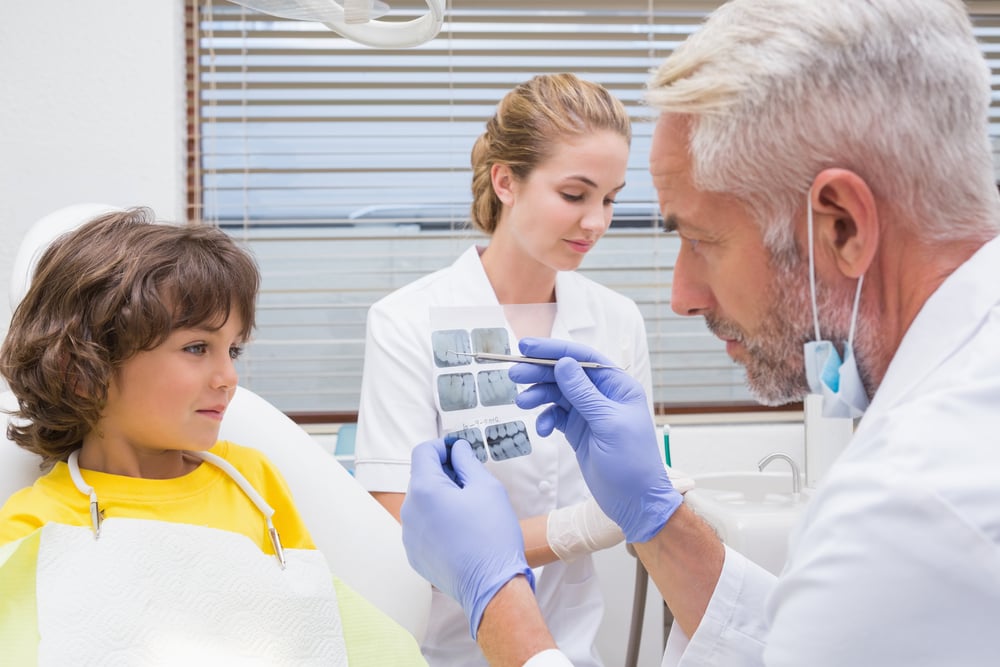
[0,440,313,552]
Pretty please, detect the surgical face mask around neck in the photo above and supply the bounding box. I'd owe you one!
[802,194,869,419]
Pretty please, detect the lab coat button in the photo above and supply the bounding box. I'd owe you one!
[538,480,553,493]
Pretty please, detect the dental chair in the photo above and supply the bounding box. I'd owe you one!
[0,204,431,641]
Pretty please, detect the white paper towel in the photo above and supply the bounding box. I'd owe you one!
[35,518,347,666]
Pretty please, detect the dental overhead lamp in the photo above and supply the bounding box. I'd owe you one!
[227,0,445,48]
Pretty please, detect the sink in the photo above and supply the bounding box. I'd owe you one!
[684,471,812,575]
[690,470,807,503]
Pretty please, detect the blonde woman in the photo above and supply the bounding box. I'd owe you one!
[354,73,654,666]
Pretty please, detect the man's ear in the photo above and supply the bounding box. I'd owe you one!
[809,168,879,279]
[491,164,515,207]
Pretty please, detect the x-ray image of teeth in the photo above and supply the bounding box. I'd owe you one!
[431,329,472,368]
[477,369,518,407]
[444,427,487,463]
[437,372,477,411]
[471,327,510,358]
[429,309,537,462]
[485,420,532,461]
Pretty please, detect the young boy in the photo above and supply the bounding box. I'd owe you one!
[0,208,425,665]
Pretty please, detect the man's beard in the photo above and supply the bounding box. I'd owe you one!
[703,255,873,406]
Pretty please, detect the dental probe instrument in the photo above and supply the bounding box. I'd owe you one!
[453,351,624,370]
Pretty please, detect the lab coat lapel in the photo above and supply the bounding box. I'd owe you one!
[551,272,596,340]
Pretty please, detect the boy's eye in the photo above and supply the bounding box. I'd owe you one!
[184,343,208,355]
[229,345,244,360]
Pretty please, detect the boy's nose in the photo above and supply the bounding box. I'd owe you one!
[215,356,239,390]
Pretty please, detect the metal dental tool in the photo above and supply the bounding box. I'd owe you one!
[453,351,625,370]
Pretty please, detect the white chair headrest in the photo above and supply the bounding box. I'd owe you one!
[9,203,122,310]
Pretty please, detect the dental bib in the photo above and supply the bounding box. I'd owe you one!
[0,453,348,666]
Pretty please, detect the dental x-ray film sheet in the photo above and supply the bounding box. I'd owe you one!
[430,305,554,462]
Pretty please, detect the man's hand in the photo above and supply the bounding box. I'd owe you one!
[401,438,535,639]
[510,337,682,543]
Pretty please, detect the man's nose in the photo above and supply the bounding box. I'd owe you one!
[670,245,712,316]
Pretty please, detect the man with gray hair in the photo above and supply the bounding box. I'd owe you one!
[399,1,1000,665]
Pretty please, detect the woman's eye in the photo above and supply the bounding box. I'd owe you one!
[561,193,584,202]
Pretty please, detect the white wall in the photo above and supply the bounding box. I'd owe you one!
[0,1,186,337]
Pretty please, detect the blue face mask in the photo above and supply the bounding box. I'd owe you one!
[802,194,869,419]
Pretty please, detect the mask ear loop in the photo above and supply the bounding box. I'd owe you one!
[846,274,864,349]
[807,193,822,342]
[807,190,865,350]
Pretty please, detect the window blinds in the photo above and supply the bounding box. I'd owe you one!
[188,0,1000,417]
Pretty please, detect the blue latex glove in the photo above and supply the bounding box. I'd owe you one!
[401,437,535,639]
[509,337,681,543]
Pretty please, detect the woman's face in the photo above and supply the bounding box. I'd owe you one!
[494,129,629,272]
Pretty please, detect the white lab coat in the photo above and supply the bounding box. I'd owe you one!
[354,245,654,667]
[660,233,1000,666]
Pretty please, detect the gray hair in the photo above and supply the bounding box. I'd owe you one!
[646,0,1000,253]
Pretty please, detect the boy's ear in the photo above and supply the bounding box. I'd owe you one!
[490,164,515,206]
[809,168,879,279]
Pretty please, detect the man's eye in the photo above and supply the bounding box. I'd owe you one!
[676,234,702,252]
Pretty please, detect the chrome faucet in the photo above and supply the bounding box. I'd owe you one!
[757,452,802,495]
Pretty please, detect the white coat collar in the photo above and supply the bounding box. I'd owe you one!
[859,234,1000,428]
[457,245,598,335]
[452,246,501,305]
[554,270,598,335]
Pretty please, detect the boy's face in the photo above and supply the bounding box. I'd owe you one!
[81,313,245,478]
